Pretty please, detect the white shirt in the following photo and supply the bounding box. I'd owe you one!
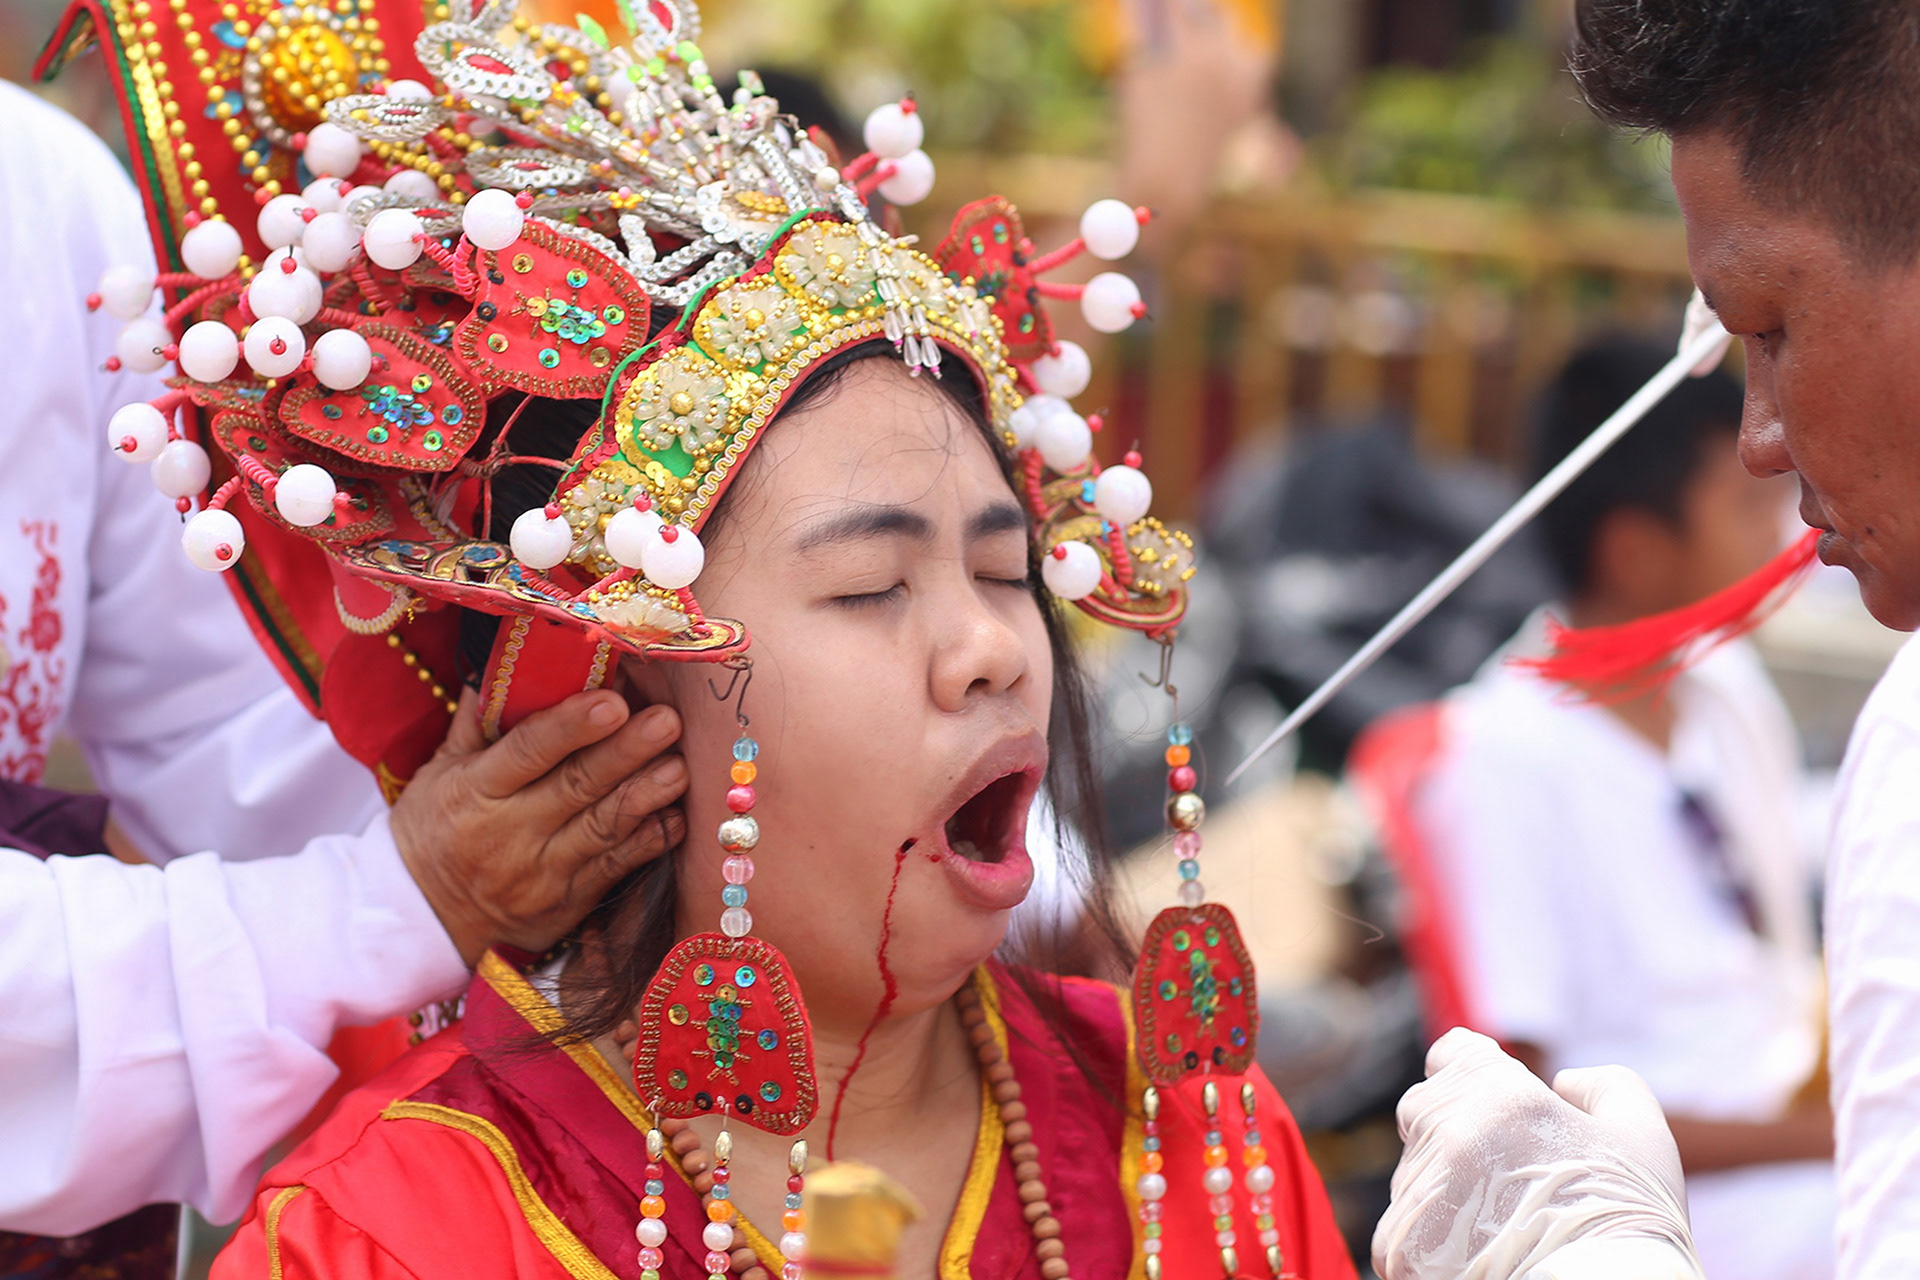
[1415,626,1832,1280]
[0,83,466,1233]
[1828,632,1920,1278]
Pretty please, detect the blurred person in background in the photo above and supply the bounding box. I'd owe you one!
[1407,338,1833,1280]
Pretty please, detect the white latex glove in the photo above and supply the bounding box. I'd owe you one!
[1372,1028,1705,1280]
[1680,288,1733,376]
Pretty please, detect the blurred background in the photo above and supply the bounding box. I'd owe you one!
[8,0,1898,1274]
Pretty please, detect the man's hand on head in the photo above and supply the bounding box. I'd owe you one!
[389,688,687,966]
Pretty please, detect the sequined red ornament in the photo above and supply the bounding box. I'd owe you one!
[1131,902,1259,1085]
[633,933,818,1136]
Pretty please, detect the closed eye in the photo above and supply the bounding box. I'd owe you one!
[831,582,905,608]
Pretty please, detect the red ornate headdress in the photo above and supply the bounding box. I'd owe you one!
[41,0,1192,791]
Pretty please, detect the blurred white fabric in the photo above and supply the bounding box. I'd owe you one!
[1827,633,1920,1278]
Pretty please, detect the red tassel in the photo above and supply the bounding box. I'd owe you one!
[1512,529,1822,701]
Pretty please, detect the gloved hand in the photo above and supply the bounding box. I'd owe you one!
[1373,1028,1704,1280]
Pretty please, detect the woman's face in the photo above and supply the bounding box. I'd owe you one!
[629,357,1053,1027]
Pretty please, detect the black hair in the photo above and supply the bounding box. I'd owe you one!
[1572,0,1920,267]
[1532,335,1745,595]
[467,342,1134,1088]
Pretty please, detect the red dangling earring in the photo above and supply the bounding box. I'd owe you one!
[631,657,818,1277]
[1128,641,1264,1280]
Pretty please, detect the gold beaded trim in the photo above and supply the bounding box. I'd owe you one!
[385,630,460,717]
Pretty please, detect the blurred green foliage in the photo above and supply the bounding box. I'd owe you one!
[1318,38,1674,211]
[705,0,1113,155]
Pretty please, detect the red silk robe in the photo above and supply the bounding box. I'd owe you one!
[215,953,1356,1280]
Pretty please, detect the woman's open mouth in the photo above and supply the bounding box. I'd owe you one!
[923,733,1045,911]
[945,771,1029,864]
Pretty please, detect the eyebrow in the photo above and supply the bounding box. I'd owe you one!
[792,499,1029,554]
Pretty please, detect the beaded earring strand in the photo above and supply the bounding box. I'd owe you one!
[1237,1082,1289,1278]
[1129,641,1262,1280]
[632,657,821,1274]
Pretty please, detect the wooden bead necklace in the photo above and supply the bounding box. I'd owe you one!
[655,974,1070,1280]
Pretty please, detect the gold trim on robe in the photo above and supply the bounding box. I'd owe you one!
[383,1100,619,1280]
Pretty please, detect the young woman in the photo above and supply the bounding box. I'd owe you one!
[83,2,1355,1276]
[205,345,1350,1279]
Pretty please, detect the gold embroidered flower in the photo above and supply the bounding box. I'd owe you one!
[1126,518,1198,598]
[590,590,690,637]
[626,349,732,455]
[699,285,806,371]
[778,224,878,310]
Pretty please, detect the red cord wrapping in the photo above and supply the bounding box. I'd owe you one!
[1511,529,1822,701]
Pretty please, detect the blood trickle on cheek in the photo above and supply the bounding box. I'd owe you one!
[824,840,909,1159]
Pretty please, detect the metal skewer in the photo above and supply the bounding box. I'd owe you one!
[1222,323,1734,786]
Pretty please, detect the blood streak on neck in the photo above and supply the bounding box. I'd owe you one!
[825,839,910,1159]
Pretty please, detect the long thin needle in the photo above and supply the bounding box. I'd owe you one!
[1222,324,1734,787]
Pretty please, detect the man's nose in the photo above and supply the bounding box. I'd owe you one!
[1737,383,1793,479]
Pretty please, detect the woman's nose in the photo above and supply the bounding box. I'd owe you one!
[929,592,1031,713]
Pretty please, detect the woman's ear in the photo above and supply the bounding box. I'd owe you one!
[614,655,675,711]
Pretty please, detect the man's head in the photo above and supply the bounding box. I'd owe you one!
[1574,1,1920,627]
[1535,337,1784,622]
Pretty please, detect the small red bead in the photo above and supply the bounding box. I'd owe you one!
[726,785,756,813]
[1169,765,1197,793]
[1124,450,1143,468]
[787,1175,804,1193]
[711,1167,730,1184]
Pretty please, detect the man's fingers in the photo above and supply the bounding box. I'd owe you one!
[547,751,688,871]
[466,689,631,798]
[592,804,688,892]
[530,704,682,817]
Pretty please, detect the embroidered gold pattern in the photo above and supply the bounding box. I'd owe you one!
[264,1183,307,1280]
